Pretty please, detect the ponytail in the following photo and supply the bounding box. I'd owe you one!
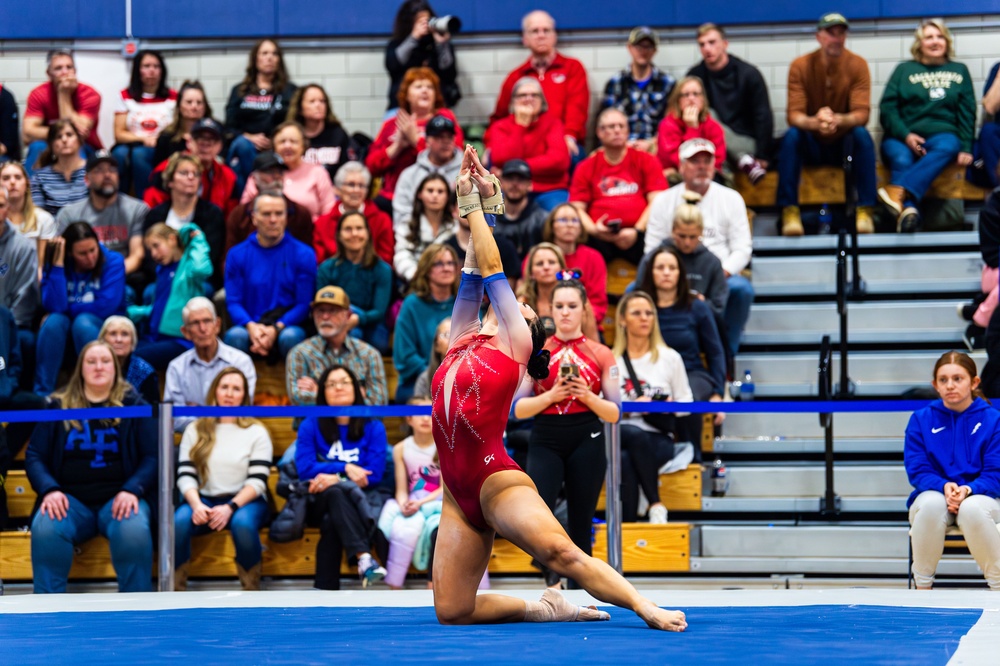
[526,317,550,380]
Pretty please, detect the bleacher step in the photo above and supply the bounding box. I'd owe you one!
[689,556,984,577]
[722,411,910,439]
[699,525,908,559]
[713,437,902,455]
[698,496,907,513]
[722,464,909,497]
[752,230,979,253]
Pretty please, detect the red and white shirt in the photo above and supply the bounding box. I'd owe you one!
[115,89,177,138]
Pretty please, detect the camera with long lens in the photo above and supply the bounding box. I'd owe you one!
[429,15,461,35]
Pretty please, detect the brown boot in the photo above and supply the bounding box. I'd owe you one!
[781,206,804,236]
[237,561,263,591]
[856,206,875,234]
[174,562,190,592]
[878,185,905,215]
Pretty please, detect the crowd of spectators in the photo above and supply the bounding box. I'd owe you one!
[2,8,1000,592]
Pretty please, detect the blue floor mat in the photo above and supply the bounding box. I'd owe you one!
[0,604,981,665]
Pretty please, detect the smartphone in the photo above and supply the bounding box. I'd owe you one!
[606,219,622,234]
[559,363,580,380]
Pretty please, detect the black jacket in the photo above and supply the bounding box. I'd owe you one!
[688,55,774,158]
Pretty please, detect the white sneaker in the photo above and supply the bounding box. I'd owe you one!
[358,554,386,588]
[648,504,668,524]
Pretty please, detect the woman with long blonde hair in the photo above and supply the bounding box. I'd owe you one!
[0,161,56,272]
[174,367,273,590]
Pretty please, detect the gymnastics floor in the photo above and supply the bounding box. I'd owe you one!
[0,588,996,665]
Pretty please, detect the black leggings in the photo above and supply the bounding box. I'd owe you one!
[679,369,716,462]
[310,484,374,590]
[620,424,675,522]
[527,413,607,557]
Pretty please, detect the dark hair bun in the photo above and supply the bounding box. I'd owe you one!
[527,350,551,380]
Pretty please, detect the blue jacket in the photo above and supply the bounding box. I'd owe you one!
[904,398,1000,506]
[295,416,387,485]
[224,232,316,328]
[41,245,126,319]
[0,305,21,401]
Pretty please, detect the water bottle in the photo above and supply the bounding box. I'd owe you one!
[711,458,729,497]
[818,203,832,235]
[740,369,755,401]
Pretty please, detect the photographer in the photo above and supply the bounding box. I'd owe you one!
[385,0,460,111]
[612,291,693,523]
[513,278,620,588]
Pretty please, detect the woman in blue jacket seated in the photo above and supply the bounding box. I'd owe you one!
[35,222,126,395]
[26,340,158,594]
[296,364,390,590]
[905,351,1000,591]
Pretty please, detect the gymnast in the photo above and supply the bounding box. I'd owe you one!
[430,145,687,631]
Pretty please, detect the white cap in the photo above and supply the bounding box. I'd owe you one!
[679,138,716,161]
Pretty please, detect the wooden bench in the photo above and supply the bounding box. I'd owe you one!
[596,463,702,512]
[736,164,991,209]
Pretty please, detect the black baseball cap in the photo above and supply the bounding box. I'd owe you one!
[501,159,531,179]
[425,114,456,138]
[252,151,287,172]
[191,117,223,140]
[86,150,118,172]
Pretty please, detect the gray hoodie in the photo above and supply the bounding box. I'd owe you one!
[634,240,729,315]
[0,220,38,327]
[392,147,464,233]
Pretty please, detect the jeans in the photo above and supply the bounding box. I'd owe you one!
[978,122,1000,188]
[723,274,754,357]
[776,126,877,207]
[881,133,961,205]
[31,494,153,593]
[175,496,269,571]
[111,143,156,198]
[223,324,306,360]
[227,135,259,196]
[34,312,104,394]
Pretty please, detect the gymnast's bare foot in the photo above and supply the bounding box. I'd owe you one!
[636,601,687,632]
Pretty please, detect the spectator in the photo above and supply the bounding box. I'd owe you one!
[493,159,547,260]
[366,67,463,213]
[225,39,297,192]
[392,243,459,403]
[537,204,607,331]
[314,161,394,265]
[55,152,150,293]
[175,367,272,591]
[29,119,88,215]
[638,246,725,460]
[143,152,226,292]
[878,19,975,233]
[491,10,589,161]
[0,196,40,381]
[513,278,620,588]
[241,121,336,220]
[386,0,460,110]
[601,26,675,154]
[23,49,102,175]
[296,365,389,590]
[443,202,522,285]
[225,152,313,253]
[518,242,598,340]
[978,62,1000,188]
[35,223,126,395]
[644,138,753,356]
[165,297,256,433]
[287,83,353,182]
[778,13,876,236]
[657,77,725,180]
[0,81,20,163]
[111,50,176,199]
[905,351,1000,591]
[961,189,1000,350]
[98,315,158,408]
[394,173,457,283]
[413,317,449,399]
[376,396,442,589]
[224,192,315,360]
[153,80,213,166]
[688,23,773,184]
[146,118,238,220]
[571,107,666,263]
[26,340,157,594]
[0,305,47,463]
[129,224,210,370]
[316,213,393,354]
[612,290,693,522]
[393,114,462,231]
[485,77,570,211]
[1,162,56,270]
[286,285,388,407]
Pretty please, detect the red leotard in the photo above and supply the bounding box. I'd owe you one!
[432,272,532,529]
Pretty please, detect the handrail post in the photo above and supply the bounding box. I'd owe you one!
[604,420,623,574]
[157,402,175,592]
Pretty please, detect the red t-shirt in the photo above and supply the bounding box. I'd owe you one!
[26,81,103,149]
[569,148,667,226]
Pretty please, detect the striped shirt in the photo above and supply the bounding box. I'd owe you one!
[177,422,273,497]
[30,165,88,215]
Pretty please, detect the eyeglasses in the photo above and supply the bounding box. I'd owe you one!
[325,379,354,389]
[514,93,542,100]
[174,170,199,179]
[339,181,367,190]
[431,260,457,269]
[437,331,451,340]
[556,269,582,281]
[553,217,581,225]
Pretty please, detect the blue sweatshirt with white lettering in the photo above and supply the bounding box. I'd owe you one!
[903,398,1000,506]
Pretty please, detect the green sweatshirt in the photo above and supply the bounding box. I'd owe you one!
[879,60,976,152]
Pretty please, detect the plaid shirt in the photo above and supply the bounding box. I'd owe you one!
[285,335,388,407]
[602,66,676,140]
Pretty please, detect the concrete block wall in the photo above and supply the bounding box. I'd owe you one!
[1,16,998,148]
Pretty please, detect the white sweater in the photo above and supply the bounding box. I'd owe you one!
[177,422,273,498]
[616,346,693,433]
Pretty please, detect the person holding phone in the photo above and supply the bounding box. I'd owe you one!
[514,278,620,589]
